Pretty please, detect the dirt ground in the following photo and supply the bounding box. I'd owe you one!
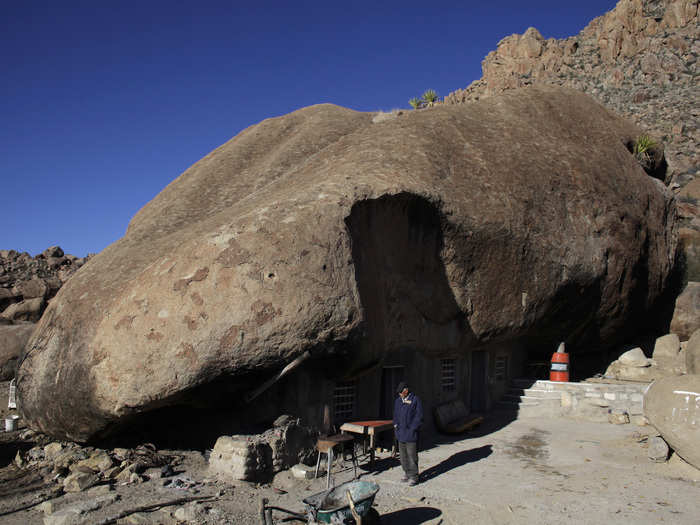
[0,397,699,524]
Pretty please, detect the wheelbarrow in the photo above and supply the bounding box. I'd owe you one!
[259,480,380,524]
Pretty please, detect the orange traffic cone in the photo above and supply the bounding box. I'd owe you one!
[550,342,569,382]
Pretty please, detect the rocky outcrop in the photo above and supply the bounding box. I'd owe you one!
[644,374,700,469]
[670,281,700,339]
[17,86,678,441]
[0,247,88,322]
[445,0,698,272]
[605,333,687,380]
[0,323,34,380]
[0,247,88,380]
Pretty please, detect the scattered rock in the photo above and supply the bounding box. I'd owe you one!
[43,493,119,525]
[608,409,630,425]
[43,442,64,460]
[173,502,207,523]
[631,415,649,426]
[63,471,99,492]
[618,347,651,367]
[291,463,316,480]
[648,436,670,462]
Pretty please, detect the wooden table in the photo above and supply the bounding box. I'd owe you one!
[339,420,395,470]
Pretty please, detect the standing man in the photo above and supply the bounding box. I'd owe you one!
[393,381,423,486]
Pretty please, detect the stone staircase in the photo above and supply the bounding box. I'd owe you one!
[496,378,563,418]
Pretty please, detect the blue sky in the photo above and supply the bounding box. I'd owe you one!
[2,1,617,257]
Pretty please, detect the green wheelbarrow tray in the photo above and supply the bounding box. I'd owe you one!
[303,480,379,524]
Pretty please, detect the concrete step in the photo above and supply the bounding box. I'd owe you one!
[506,388,561,399]
[501,394,556,404]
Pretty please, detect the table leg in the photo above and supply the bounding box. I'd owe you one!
[327,447,333,489]
[369,434,375,470]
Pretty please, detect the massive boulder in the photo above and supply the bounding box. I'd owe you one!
[644,375,700,469]
[17,86,678,441]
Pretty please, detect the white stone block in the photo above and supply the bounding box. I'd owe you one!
[291,464,317,479]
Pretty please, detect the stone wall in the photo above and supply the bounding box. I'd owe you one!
[536,379,649,423]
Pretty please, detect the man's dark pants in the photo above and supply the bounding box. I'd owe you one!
[398,441,418,481]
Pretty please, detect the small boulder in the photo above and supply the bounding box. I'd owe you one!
[648,436,670,462]
[43,442,64,460]
[1,297,44,323]
[652,334,681,359]
[291,463,316,480]
[618,347,651,367]
[63,471,99,492]
[73,452,113,473]
[670,282,700,341]
[608,409,630,425]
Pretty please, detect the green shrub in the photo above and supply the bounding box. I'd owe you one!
[633,134,657,170]
[409,97,423,110]
[633,134,656,156]
[421,89,438,105]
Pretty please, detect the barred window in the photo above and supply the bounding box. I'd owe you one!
[495,355,508,381]
[333,381,356,422]
[441,359,456,392]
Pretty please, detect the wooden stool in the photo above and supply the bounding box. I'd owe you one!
[314,433,358,488]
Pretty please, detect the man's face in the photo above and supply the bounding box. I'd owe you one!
[399,388,409,399]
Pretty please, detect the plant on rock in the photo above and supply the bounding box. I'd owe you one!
[409,97,423,110]
[422,89,438,105]
[633,134,657,170]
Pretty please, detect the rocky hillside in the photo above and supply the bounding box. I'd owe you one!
[446,0,698,272]
[0,247,89,380]
[0,246,88,324]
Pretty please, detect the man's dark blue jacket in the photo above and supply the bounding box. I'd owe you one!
[393,392,423,442]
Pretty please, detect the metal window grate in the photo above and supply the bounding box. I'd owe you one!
[333,381,356,422]
[495,356,508,381]
[441,359,456,392]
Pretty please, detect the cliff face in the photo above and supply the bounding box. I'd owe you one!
[446,0,698,192]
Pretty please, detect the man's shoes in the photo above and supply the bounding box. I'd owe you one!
[408,478,419,486]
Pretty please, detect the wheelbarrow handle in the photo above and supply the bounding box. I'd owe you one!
[346,490,362,525]
[258,497,307,524]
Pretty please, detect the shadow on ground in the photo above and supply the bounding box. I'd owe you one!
[379,506,442,524]
[420,444,492,482]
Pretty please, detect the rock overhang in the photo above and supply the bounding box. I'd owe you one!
[17,86,679,441]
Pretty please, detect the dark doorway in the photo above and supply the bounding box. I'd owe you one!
[470,351,488,411]
[380,366,405,419]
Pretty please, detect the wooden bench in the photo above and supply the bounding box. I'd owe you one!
[433,399,483,434]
